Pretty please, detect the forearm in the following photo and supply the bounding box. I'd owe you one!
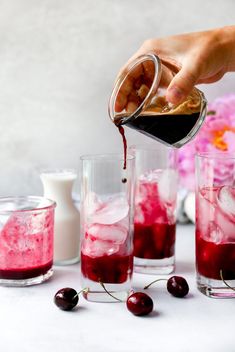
[217,25,235,71]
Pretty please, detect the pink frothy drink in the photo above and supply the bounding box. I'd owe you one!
[0,196,55,286]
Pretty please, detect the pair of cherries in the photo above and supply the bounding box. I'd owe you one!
[127,276,189,316]
[54,275,189,316]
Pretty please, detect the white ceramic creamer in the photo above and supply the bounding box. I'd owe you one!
[40,170,80,265]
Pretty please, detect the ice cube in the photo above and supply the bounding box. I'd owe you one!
[217,186,235,219]
[92,196,129,225]
[196,190,215,235]
[139,169,162,183]
[158,169,178,205]
[87,222,128,244]
[135,180,167,225]
[134,205,145,224]
[137,180,157,203]
[117,216,129,231]
[85,192,103,217]
[82,237,120,257]
[208,222,224,244]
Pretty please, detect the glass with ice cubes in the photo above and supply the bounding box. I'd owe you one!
[80,154,135,302]
[130,144,178,274]
[0,196,55,286]
[196,153,235,298]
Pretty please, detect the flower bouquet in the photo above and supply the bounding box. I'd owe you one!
[178,94,235,223]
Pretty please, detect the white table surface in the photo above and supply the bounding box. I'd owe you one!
[0,224,235,352]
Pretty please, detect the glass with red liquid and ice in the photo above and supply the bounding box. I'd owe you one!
[131,144,178,274]
[0,196,55,286]
[80,154,135,302]
[196,153,235,298]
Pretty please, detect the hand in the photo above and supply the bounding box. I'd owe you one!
[115,26,235,109]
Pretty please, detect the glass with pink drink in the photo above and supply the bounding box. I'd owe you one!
[0,196,55,286]
[196,153,235,298]
[131,144,178,274]
[80,154,135,302]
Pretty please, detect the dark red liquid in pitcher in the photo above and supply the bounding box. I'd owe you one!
[125,112,200,146]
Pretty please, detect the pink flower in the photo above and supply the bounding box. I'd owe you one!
[178,94,235,191]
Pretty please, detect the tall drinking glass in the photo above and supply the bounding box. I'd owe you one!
[80,154,135,302]
[131,144,178,274]
[196,153,235,298]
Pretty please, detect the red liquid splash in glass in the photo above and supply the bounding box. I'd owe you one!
[118,126,127,170]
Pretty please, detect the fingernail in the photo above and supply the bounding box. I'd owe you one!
[167,86,184,103]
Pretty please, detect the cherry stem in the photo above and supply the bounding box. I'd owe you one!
[73,287,89,299]
[144,278,168,290]
[220,270,235,291]
[99,281,122,302]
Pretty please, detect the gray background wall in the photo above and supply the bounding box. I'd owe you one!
[0,0,234,195]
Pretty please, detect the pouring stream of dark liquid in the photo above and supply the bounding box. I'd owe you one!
[118,126,127,170]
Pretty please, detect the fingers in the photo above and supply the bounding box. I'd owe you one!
[114,60,154,113]
[197,69,226,84]
[114,68,140,113]
[166,59,201,104]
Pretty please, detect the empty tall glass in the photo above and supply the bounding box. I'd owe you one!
[80,154,135,302]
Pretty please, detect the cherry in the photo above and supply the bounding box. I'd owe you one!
[167,276,189,298]
[126,292,153,316]
[54,287,79,311]
[144,275,189,298]
[100,282,154,316]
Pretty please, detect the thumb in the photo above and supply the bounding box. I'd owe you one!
[166,61,200,104]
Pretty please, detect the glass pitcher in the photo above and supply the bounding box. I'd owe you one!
[109,53,207,148]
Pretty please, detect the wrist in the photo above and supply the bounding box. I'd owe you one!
[218,26,235,71]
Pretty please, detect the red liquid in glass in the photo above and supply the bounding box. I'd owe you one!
[196,235,235,280]
[196,186,235,280]
[134,223,175,259]
[134,179,176,260]
[0,261,53,280]
[81,253,133,284]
